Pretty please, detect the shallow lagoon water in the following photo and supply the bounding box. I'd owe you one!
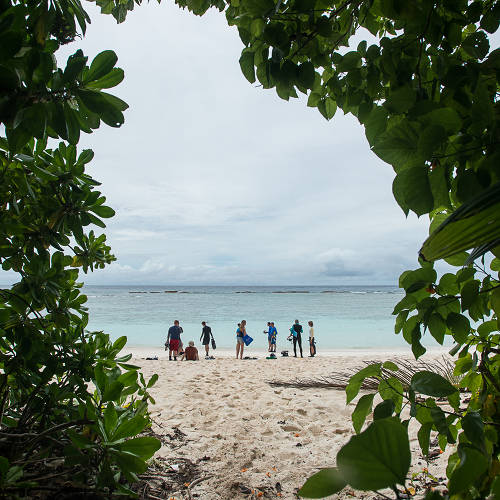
[83,285,447,351]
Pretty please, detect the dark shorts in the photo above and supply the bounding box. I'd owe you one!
[202,336,210,345]
[169,339,180,351]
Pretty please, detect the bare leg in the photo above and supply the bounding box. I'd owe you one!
[236,343,240,359]
[240,343,244,359]
[205,345,209,356]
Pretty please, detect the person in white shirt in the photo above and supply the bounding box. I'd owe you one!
[308,320,316,357]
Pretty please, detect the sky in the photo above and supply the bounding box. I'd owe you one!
[51,1,434,286]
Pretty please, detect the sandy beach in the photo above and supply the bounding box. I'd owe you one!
[131,347,453,499]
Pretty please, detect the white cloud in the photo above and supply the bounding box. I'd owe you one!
[54,3,432,286]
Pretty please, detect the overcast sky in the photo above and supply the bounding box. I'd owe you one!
[53,2,435,285]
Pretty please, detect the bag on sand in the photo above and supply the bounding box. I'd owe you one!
[211,338,216,350]
[243,334,253,346]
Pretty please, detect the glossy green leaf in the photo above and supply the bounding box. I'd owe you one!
[120,436,161,459]
[86,50,119,83]
[298,468,347,498]
[410,371,458,397]
[337,418,411,490]
[239,50,255,83]
[420,183,500,262]
[352,393,375,433]
[449,446,488,495]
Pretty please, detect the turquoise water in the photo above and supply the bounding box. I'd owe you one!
[82,285,446,350]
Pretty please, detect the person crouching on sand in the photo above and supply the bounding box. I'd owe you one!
[166,320,182,361]
[181,341,199,361]
[236,320,246,359]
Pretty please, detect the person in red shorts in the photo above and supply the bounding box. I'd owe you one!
[181,341,199,361]
[165,320,182,361]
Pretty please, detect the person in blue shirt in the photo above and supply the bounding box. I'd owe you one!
[165,320,182,361]
[269,322,277,353]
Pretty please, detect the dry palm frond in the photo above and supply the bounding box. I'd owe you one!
[268,356,463,391]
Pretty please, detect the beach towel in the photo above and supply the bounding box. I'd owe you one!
[243,334,253,346]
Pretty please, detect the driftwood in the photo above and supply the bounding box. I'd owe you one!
[268,356,462,390]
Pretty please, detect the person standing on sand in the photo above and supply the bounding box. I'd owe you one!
[264,321,271,351]
[166,320,182,361]
[291,319,303,358]
[236,320,246,359]
[308,320,316,357]
[269,322,277,353]
[200,321,213,359]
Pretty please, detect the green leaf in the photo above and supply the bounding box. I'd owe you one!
[297,62,315,90]
[120,436,161,459]
[427,313,446,344]
[86,50,119,83]
[346,363,381,403]
[113,450,147,474]
[462,412,484,446]
[393,167,434,216]
[373,399,395,420]
[422,108,462,134]
[372,120,422,170]
[147,373,159,388]
[85,68,124,89]
[418,422,433,456]
[239,50,255,84]
[318,98,336,120]
[420,183,500,262]
[298,468,347,498]
[91,205,115,218]
[337,418,411,490]
[112,336,127,351]
[112,415,148,441]
[449,446,488,495]
[378,377,403,412]
[446,313,470,343]
[102,380,124,402]
[384,86,416,113]
[410,371,457,397]
[460,280,479,312]
[352,393,375,433]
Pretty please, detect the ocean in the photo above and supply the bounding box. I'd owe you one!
[82,285,445,351]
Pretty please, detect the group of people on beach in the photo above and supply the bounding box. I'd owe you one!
[165,319,316,361]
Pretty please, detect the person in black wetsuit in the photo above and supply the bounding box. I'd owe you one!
[291,319,303,358]
[200,321,212,358]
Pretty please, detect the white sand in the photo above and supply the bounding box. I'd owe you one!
[131,347,453,499]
